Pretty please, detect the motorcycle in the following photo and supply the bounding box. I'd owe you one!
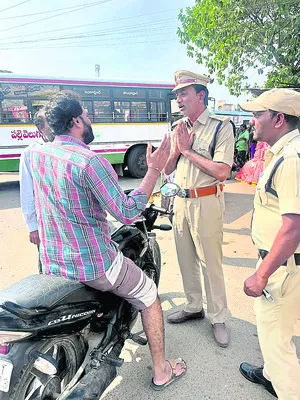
[0,198,172,400]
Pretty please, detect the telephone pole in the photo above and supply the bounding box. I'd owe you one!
[95,64,100,77]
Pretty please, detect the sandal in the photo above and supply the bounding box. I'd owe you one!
[150,358,187,391]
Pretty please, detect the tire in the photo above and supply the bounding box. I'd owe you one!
[142,241,161,286]
[9,335,86,400]
[152,240,161,286]
[127,146,147,178]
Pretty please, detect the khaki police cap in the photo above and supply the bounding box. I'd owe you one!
[173,70,211,92]
[239,88,300,117]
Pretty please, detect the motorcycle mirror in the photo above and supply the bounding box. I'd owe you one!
[160,182,180,197]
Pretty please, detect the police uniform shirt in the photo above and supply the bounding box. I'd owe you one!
[252,129,300,252]
[174,108,235,189]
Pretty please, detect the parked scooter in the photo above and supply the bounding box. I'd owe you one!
[0,200,172,400]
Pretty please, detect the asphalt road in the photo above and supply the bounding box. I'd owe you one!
[0,172,299,400]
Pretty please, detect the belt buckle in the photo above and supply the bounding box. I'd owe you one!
[178,189,187,198]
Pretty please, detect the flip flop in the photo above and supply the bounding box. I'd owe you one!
[150,358,187,391]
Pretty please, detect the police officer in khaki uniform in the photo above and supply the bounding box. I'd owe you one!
[165,70,235,347]
[239,89,300,399]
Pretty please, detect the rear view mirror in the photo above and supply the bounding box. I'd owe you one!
[160,182,180,197]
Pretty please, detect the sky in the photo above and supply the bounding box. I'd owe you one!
[0,0,264,104]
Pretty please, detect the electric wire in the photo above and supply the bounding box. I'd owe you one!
[0,0,111,33]
[0,19,177,46]
[0,1,108,20]
[0,0,31,14]
[0,29,177,50]
[1,8,181,41]
[0,38,177,51]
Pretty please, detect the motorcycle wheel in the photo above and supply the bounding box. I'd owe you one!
[9,335,86,400]
[143,240,161,286]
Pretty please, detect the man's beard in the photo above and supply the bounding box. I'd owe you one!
[82,122,94,145]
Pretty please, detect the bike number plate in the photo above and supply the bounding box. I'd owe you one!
[0,360,13,393]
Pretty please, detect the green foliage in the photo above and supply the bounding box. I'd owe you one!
[178,0,300,95]
[0,70,12,73]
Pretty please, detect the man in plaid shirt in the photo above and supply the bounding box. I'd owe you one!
[31,91,187,391]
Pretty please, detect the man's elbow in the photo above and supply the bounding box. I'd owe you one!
[217,167,231,182]
[218,174,228,182]
[119,212,142,225]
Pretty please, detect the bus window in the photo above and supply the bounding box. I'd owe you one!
[157,101,166,121]
[114,101,130,122]
[150,101,166,121]
[150,102,158,121]
[93,100,111,122]
[149,89,167,99]
[131,101,147,122]
[1,99,29,123]
[82,100,94,121]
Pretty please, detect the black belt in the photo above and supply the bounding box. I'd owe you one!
[259,249,300,266]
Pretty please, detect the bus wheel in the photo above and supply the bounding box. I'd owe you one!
[127,146,147,178]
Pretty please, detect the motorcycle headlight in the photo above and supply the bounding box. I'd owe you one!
[0,331,32,345]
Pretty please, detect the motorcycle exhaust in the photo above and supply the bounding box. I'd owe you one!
[63,342,123,399]
[63,362,117,399]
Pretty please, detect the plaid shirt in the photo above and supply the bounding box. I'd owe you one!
[31,135,147,281]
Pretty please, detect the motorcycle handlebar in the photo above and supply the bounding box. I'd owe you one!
[150,204,172,215]
[124,189,172,215]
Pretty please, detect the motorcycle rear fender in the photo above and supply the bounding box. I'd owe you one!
[0,301,101,337]
[0,341,38,400]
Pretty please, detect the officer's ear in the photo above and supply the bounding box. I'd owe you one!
[197,90,205,102]
[273,112,284,128]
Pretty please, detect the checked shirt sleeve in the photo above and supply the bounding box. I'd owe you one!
[84,154,148,224]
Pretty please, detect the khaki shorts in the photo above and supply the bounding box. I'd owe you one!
[84,255,157,311]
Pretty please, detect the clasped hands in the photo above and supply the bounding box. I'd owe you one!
[172,120,194,156]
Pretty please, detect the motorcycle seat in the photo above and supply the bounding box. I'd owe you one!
[0,274,100,309]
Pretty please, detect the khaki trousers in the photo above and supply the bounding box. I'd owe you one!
[254,258,300,399]
[173,192,229,324]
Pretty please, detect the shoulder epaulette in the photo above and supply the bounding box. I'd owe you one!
[171,117,191,131]
[209,114,231,124]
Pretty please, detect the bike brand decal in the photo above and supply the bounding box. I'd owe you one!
[48,309,96,326]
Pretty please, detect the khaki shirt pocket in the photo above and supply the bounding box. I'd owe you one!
[192,139,211,159]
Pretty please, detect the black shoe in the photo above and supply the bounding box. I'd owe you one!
[239,363,277,398]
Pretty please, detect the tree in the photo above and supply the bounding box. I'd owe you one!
[177,0,300,95]
[0,70,12,73]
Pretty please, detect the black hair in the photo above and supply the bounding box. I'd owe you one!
[193,84,209,106]
[270,110,299,130]
[45,91,83,136]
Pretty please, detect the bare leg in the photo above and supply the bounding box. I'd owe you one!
[141,297,186,385]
